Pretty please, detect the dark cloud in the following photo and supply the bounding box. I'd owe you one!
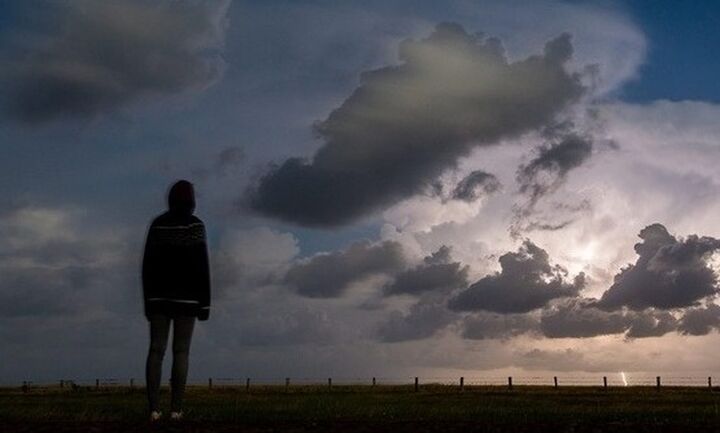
[512,131,593,236]
[540,298,678,339]
[246,23,585,227]
[383,246,468,296]
[461,312,538,340]
[214,146,246,175]
[540,299,629,338]
[514,199,592,236]
[454,299,677,341]
[0,266,90,317]
[678,304,720,336]
[597,224,720,310]
[451,171,501,202]
[3,0,229,123]
[0,206,136,319]
[376,296,456,342]
[188,146,246,180]
[283,240,405,298]
[626,310,677,338]
[448,240,584,313]
[517,133,593,202]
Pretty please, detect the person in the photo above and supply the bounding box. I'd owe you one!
[142,180,211,422]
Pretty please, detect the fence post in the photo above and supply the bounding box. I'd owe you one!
[96,379,100,389]
[603,376,607,389]
[460,377,464,393]
[372,377,376,388]
[656,376,661,390]
[414,377,419,392]
[554,376,558,388]
[208,378,213,389]
[246,377,250,393]
[130,378,134,389]
[508,377,513,390]
[709,377,712,389]
[328,377,332,391]
[285,377,290,392]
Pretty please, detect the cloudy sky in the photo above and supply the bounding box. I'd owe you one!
[2,0,720,384]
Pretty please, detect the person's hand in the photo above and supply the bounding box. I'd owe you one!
[198,309,209,321]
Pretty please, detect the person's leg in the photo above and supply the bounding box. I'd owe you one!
[170,316,196,413]
[145,314,171,413]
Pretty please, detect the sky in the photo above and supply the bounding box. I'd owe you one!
[2,0,720,384]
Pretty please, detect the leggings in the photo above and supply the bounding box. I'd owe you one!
[145,314,196,412]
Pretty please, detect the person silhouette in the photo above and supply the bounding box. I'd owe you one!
[142,180,210,421]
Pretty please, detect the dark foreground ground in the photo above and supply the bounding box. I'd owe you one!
[2,385,720,432]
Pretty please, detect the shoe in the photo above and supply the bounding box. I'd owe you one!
[150,410,162,422]
[170,411,183,421]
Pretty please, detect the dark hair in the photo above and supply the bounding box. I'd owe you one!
[168,180,195,214]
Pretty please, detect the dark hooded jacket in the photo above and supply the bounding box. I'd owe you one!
[142,181,211,320]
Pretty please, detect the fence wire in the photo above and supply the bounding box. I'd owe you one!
[9,375,720,391]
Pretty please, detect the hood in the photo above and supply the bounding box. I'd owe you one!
[168,180,196,215]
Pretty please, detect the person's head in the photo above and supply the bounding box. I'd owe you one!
[167,180,195,215]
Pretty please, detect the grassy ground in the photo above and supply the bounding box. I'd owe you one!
[2,385,720,432]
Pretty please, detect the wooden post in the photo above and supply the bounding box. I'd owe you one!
[656,376,661,390]
[328,377,332,391]
[208,377,213,389]
[460,377,464,392]
[96,379,100,389]
[603,376,607,389]
[709,376,712,389]
[372,377,376,387]
[130,378,134,389]
[246,378,250,392]
[554,376,558,388]
[414,377,419,392]
[508,377,513,390]
[285,377,290,392]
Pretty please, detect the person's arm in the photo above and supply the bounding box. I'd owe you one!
[141,223,157,320]
[197,223,211,321]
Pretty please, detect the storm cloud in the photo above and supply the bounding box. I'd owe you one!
[4,0,229,123]
[626,310,677,338]
[461,312,538,340]
[448,240,585,313]
[597,224,720,310]
[517,133,593,203]
[512,132,594,235]
[678,304,720,336]
[383,246,469,296]
[451,171,501,202]
[376,296,456,342]
[283,240,405,298]
[538,298,676,339]
[457,302,677,340]
[246,22,585,226]
[0,206,135,319]
[540,298,629,338]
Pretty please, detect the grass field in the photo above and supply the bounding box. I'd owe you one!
[2,384,720,432]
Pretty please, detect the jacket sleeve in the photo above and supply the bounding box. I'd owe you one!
[197,222,211,320]
[141,224,157,319]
